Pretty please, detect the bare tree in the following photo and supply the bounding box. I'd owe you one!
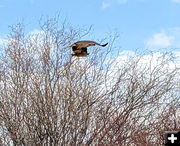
[0,17,179,146]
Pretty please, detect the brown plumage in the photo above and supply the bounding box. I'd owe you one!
[70,40,108,57]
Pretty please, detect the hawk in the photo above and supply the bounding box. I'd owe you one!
[70,40,108,57]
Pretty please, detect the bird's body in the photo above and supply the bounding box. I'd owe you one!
[70,40,108,57]
[72,51,89,57]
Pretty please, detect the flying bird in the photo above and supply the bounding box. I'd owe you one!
[70,40,108,57]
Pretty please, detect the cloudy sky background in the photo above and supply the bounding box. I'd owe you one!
[0,0,180,54]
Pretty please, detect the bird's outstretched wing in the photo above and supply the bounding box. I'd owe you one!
[70,41,108,48]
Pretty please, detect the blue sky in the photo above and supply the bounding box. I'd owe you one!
[0,0,180,52]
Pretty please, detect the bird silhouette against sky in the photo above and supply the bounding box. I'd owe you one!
[70,40,108,57]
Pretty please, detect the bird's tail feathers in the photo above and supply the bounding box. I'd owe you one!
[101,43,108,47]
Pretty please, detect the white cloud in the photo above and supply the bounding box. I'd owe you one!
[29,29,44,36]
[101,1,111,10]
[171,0,180,3]
[117,0,128,4]
[145,27,180,50]
[169,27,180,47]
[145,30,174,49]
[113,51,179,70]
[119,50,136,57]
[101,0,128,10]
[105,50,180,98]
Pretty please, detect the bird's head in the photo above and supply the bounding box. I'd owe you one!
[72,46,78,50]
